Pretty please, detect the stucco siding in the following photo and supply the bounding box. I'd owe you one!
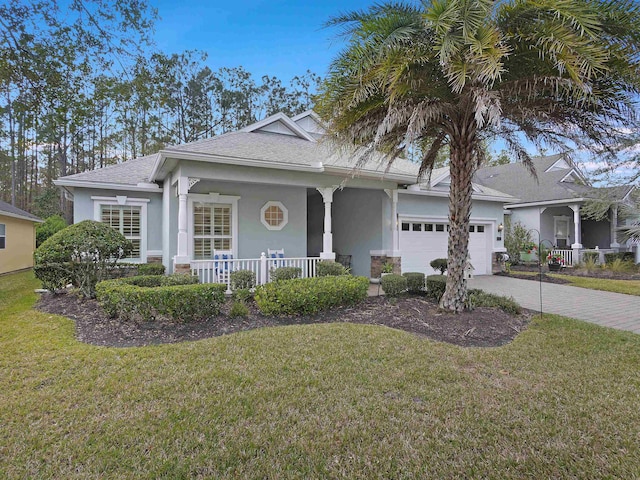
[332,188,385,277]
[0,215,36,274]
[189,180,307,259]
[72,188,163,256]
[509,207,541,234]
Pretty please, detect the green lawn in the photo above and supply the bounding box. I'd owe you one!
[511,270,640,296]
[2,271,640,479]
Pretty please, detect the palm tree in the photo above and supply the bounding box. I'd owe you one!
[316,0,640,312]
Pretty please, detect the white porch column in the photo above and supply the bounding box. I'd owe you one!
[570,204,582,248]
[317,186,337,260]
[385,189,400,256]
[174,176,190,265]
[610,204,620,248]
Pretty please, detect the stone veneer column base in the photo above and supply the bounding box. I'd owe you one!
[492,253,502,274]
[371,254,402,279]
[146,256,163,264]
[174,263,191,275]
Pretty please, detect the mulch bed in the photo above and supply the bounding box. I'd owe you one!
[36,292,531,349]
[511,264,640,280]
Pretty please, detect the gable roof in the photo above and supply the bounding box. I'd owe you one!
[0,200,43,223]
[474,155,596,204]
[55,111,512,203]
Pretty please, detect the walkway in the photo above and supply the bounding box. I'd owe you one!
[468,276,640,333]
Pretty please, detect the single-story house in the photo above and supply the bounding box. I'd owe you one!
[55,111,513,282]
[0,200,43,275]
[474,154,639,264]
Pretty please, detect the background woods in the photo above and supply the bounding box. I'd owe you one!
[0,1,321,219]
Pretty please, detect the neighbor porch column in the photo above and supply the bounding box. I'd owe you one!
[570,204,582,248]
[317,186,337,261]
[610,204,620,249]
[173,176,190,271]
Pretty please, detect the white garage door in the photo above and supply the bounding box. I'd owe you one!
[400,220,490,275]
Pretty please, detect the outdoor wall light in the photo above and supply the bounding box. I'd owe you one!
[498,223,504,232]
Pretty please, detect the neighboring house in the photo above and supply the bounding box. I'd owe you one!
[0,200,43,275]
[54,111,513,281]
[475,154,638,264]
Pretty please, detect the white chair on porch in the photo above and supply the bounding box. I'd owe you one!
[267,248,285,270]
[213,250,233,283]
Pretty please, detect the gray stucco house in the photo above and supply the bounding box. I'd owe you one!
[475,154,638,265]
[55,111,513,282]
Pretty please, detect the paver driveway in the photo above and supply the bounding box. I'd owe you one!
[468,275,640,333]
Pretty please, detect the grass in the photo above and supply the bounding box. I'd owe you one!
[2,271,640,479]
[509,269,640,296]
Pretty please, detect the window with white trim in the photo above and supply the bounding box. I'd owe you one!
[260,201,288,231]
[193,203,232,259]
[0,223,5,249]
[101,205,142,259]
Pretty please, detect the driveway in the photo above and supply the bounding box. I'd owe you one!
[468,275,640,334]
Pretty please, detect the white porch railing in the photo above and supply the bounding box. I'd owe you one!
[190,253,321,291]
[551,249,573,266]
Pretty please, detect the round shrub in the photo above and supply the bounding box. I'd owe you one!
[381,273,407,297]
[96,275,225,321]
[467,289,521,314]
[36,215,67,247]
[229,301,249,318]
[430,258,448,275]
[403,272,425,294]
[34,220,133,297]
[137,263,166,276]
[316,261,349,277]
[426,275,447,301]
[255,275,369,316]
[270,266,302,282]
[230,269,256,290]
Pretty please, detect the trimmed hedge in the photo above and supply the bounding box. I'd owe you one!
[467,289,522,314]
[96,275,224,321]
[255,275,369,316]
[426,275,447,301]
[604,252,635,264]
[137,263,166,276]
[381,274,407,297]
[230,270,256,290]
[403,272,425,294]
[316,261,349,277]
[270,267,302,282]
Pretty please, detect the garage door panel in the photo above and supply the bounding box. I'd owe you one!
[400,221,490,275]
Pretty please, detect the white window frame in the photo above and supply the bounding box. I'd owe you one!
[187,193,240,260]
[553,215,571,247]
[260,201,288,231]
[92,196,149,262]
[0,223,5,249]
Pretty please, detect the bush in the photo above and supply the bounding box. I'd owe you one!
[96,276,225,321]
[504,219,532,265]
[137,263,165,276]
[467,289,522,314]
[381,274,407,297]
[426,275,447,301]
[270,266,302,282]
[36,215,67,247]
[255,275,369,316]
[607,258,637,273]
[233,288,253,304]
[316,261,349,277]
[34,220,133,298]
[430,258,448,275]
[403,272,425,294]
[604,252,635,264]
[230,269,256,290]
[229,301,249,318]
[582,251,600,264]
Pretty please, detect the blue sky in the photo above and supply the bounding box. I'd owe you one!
[151,0,375,81]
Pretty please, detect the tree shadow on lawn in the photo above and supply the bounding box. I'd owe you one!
[36,292,531,349]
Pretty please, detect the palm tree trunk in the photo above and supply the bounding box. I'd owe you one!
[440,125,476,312]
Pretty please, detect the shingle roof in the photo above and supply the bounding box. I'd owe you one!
[0,200,42,222]
[474,155,594,204]
[59,154,158,185]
